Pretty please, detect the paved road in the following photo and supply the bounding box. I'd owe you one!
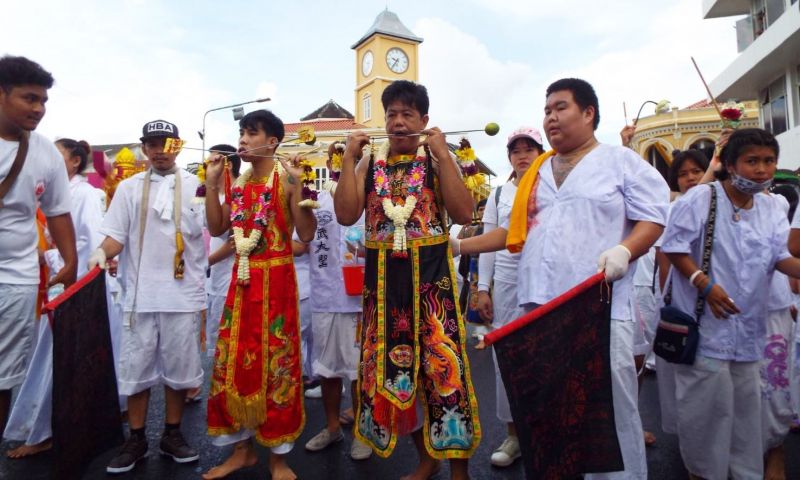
[1,336,798,479]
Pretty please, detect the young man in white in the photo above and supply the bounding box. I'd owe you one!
[457,78,669,479]
[0,55,77,438]
[303,149,371,460]
[88,120,206,474]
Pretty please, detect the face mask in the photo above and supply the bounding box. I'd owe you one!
[730,173,772,195]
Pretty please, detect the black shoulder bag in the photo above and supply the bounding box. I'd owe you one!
[654,185,717,365]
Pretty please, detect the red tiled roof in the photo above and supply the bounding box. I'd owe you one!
[284,119,366,133]
[684,99,712,110]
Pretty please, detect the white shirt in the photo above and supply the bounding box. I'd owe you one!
[661,182,791,361]
[505,144,670,320]
[478,182,520,290]
[100,169,207,312]
[44,175,105,278]
[0,132,72,284]
[206,194,234,297]
[293,234,310,300]
[309,190,363,313]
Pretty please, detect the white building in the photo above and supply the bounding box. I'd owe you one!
[703,0,800,169]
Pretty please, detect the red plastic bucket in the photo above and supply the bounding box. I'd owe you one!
[342,264,365,296]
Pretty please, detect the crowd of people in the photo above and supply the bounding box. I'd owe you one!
[1,52,800,480]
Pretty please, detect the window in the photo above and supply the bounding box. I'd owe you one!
[646,145,669,181]
[753,0,786,37]
[362,93,371,122]
[689,138,716,162]
[760,76,788,135]
[314,167,328,191]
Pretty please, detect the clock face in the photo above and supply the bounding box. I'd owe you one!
[386,47,409,74]
[361,51,373,76]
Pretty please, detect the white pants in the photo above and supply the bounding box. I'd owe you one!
[490,277,525,424]
[675,356,762,480]
[211,428,293,454]
[632,286,657,359]
[0,284,37,390]
[760,308,795,452]
[655,355,678,434]
[4,316,52,444]
[311,312,360,381]
[206,294,226,358]
[117,312,203,396]
[299,298,314,378]
[584,319,647,480]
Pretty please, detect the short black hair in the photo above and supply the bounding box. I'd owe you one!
[546,78,600,130]
[210,143,240,178]
[770,182,799,221]
[716,128,780,181]
[381,80,429,116]
[0,55,54,91]
[239,109,284,142]
[55,138,91,174]
[667,149,709,191]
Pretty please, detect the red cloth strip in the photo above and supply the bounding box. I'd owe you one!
[43,266,103,313]
[484,272,606,346]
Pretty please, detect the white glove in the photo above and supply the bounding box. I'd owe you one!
[87,247,108,270]
[449,237,462,257]
[597,244,631,282]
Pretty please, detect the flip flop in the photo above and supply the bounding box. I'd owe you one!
[339,409,355,426]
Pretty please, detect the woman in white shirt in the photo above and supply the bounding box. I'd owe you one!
[475,127,544,468]
[661,128,800,479]
[5,138,103,458]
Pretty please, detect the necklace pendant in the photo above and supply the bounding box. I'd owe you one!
[732,212,741,222]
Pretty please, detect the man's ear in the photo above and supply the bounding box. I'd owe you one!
[421,113,429,129]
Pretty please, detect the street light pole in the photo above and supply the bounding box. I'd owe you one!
[200,97,270,161]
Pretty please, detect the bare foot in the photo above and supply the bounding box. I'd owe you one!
[399,458,441,480]
[269,453,297,480]
[6,438,52,459]
[643,430,656,447]
[474,340,486,350]
[185,387,202,404]
[202,440,258,479]
[765,445,785,480]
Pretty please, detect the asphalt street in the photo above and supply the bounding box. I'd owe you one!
[1,335,798,479]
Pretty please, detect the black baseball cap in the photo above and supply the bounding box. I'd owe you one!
[140,119,180,142]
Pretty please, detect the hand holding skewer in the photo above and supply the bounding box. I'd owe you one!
[205,153,226,185]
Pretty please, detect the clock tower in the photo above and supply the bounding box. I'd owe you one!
[352,9,423,129]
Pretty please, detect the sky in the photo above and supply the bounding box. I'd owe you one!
[2,0,744,181]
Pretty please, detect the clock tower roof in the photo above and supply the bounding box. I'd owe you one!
[351,9,423,49]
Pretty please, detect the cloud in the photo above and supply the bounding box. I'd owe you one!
[415,17,541,182]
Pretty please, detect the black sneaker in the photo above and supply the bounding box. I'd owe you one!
[106,435,148,474]
[159,428,199,464]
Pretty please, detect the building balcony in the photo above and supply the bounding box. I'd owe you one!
[702,0,751,19]
[709,3,800,100]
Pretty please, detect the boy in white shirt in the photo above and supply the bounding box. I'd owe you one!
[88,119,206,474]
[0,55,76,437]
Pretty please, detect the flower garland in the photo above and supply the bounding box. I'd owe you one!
[328,141,345,182]
[454,138,486,197]
[297,158,320,209]
[373,142,425,259]
[231,163,277,285]
[720,100,746,129]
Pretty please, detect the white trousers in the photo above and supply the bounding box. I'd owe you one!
[584,319,647,480]
[211,428,293,454]
[117,312,203,396]
[760,308,795,452]
[490,277,524,424]
[311,312,360,381]
[675,357,762,480]
[4,316,52,444]
[299,298,314,378]
[206,294,226,358]
[655,355,678,434]
[0,284,37,390]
